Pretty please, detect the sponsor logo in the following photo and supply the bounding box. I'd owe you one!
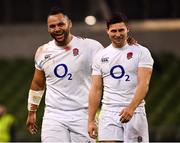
[44,54,51,59]
[101,57,109,63]
[137,136,143,142]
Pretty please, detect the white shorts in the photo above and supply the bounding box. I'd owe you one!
[98,109,149,142]
[41,107,95,142]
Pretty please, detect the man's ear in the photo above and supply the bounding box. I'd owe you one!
[127,25,130,33]
[106,27,109,34]
[69,20,72,28]
[47,28,50,33]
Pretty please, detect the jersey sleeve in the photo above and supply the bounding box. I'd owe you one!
[91,40,104,60]
[138,46,154,68]
[34,46,44,71]
[92,51,102,75]
[85,38,104,61]
[84,38,104,75]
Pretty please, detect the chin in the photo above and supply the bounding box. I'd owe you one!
[55,37,64,42]
[56,40,66,46]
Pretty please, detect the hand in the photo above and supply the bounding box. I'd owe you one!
[127,36,138,45]
[119,107,134,123]
[26,111,38,135]
[88,121,98,139]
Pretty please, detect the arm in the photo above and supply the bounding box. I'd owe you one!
[26,69,46,135]
[119,67,153,123]
[88,75,103,139]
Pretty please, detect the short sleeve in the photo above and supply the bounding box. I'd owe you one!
[92,51,102,75]
[91,40,104,60]
[138,47,154,68]
[34,46,44,71]
[85,38,104,61]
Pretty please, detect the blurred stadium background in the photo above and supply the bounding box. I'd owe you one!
[0,0,180,141]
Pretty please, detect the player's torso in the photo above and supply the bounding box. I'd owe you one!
[37,37,101,111]
[101,44,139,91]
[41,37,92,88]
[100,44,150,110]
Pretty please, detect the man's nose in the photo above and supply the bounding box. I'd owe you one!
[115,32,121,36]
[54,26,62,32]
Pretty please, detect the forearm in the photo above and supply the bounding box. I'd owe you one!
[128,67,153,111]
[30,79,45,91]
[28,69,46,111]
[28,89,44,111]
[30,68,46,91]
[88,88,102,122]
[128,83,149,111]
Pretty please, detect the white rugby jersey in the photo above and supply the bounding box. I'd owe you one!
[92,44,154,111]
[35,36,103,111]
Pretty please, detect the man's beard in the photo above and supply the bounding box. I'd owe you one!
[51,30,69,46]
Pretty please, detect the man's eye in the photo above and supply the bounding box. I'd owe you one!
[118,29,124,32]
[49,25,55,28]
[58,23,65,27]
[111,30,117,33]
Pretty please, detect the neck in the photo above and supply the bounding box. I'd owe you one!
[55,34,73,47]
[112,41,127,48]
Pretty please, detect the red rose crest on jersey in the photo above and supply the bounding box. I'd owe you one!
[73,48,79,56]
[127,52,133,59]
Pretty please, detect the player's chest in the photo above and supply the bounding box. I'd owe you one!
[42,48,89,74]
[101,51,139,73]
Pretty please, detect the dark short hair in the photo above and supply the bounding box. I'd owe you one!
[48,6,64,15]
[48,6,69,19]
[106,12,128,29]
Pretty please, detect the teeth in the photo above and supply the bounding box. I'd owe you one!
[59,32,63,35]
[55,33,63,36]
[55,30,64,35]
[59,30,64,35]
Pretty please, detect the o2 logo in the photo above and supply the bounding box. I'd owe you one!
[54,64,72,80]
[110,65,130,81]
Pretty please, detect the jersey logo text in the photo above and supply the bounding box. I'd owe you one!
[54,63,72,80]
[101,57,109,63]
